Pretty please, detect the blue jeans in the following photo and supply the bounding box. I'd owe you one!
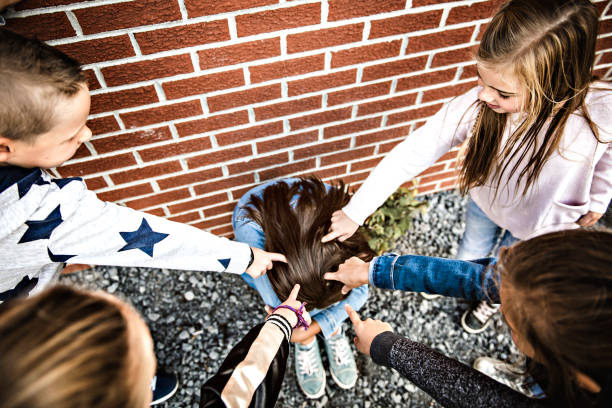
[232,178,369,339]
[457,198,519,260]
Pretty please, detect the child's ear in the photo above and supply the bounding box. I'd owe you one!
[0,135,15,163]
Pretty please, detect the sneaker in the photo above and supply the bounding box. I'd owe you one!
[295,340,326,399]
[150,372,179,405]
[473,357,546,399]
[419,292,442,300]
[461,300,500,334]
[323,331,358,389]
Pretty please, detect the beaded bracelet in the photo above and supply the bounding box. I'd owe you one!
[272,302,309,330]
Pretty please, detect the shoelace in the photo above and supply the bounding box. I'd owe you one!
[472,301,499,324]
[330,337,352,367]
[296,346,319,376]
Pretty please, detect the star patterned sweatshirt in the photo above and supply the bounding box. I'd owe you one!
[0,165,251,301]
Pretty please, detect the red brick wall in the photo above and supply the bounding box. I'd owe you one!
[5,0,612,237]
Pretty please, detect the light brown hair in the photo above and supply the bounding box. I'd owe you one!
[245,178,375,310]
[0,29,87,143]
[499,229,612,407]
[0,286,149,408]
[459,0,606,199]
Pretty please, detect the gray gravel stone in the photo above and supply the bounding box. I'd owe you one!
[59,190,526,407]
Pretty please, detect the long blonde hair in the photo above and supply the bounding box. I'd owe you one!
[0,286,149,408]
[459,0,604,198]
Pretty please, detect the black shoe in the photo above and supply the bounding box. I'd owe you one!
[461,300,499,334]
[151,372,179,406]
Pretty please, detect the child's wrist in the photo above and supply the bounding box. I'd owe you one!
[273,308,298,327]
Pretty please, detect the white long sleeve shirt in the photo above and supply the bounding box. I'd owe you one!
[344,84,612,240]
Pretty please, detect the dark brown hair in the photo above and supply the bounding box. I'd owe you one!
[459,0,606,199]
[499,228,612,407]
[0,286,148,408]
[0,29,87,143]
[246,178,375,310]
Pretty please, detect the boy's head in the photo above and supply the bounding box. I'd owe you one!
[0,29,92,169]
[246,178,375,311]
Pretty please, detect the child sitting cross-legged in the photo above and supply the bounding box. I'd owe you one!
[232,177,375,399]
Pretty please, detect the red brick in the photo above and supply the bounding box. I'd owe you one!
[145,208,166,217]
[157,167,223,190]
[193,174,254,195]
[413,120,427,131]
[440,178,459,189]
[421,81,477,103]
[216,121,284,146]
[328,0,404,21]
[199,38,280,70]
[125,188,192,211]
[290,107,352,130]
[71,144,91,159]
[169,211,202,223]
[16,0,89,10]
[438,149,460,162]
[135,20,230,55]
[57,35,135,65]
[139,136,212,162]
[407,27,474,54]
[236,3,320,37]
[414,183,436,194]
[379,139,403,153]
[88,116,120,136]
[387,103,442,126]
[416,163,445,177]
[176,111,249,137]
[207,84,282,113]
[85,176,107,190]
[84,70,101,91]
[351,156,382,172]
[355,124,411,146]
[163,70,244,100]
[362,56,428,82]
[97,183,154,202]
[192,214,232,230]
[357,93,417,116]
[331,40,401,68]
[596,36,612,51]
[321,146,375,166]
[324,117,381,139]
[599,51,612,65]
[90,86,158,115]
[110,161,183,185]
[327,82,391,106]
[300,164,347,180]
[412,0,455,6]
[102,55,193,87]
[287,23,363,53]
[185,0,277,17]
[294,138,351,160]
[254,96,322,120]
[57,153,136,177]
[256,130,318,153]
[369,10,442,39]
[92,127,173,154]
[5,12,75,41]
[227,152,288,174]
[74,0,180,35]
[259,159,316,181]
[120,100,203,128]
[187,145,253,169]
[419,170,457,185]
[210,224,234,235]
[396,68,456,92]
[461,64,478,79]
[250,54,325,84]
[288,70,356,97]
[601,19,612,33]
[446,0,504,25]
[168,192,228,214]
[431,47,475,68]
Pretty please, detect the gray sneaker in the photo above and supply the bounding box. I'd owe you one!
[323,332,358,389]
[473,357,546,399]
[294,340,326,399]
[461,300,500,334]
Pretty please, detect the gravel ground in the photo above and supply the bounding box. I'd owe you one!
[60,190,526,407]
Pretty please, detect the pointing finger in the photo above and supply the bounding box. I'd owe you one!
[268,252,287,263]
[288,284,301,301]
[345,304,361,326]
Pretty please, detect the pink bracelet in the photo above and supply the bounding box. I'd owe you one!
[272,302,309,330]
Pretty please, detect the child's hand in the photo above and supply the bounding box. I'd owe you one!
[246,247,287,278]
[321,210,359,242]
[577,211,603,227]
[345,304,392,356]
[324,256,370,294]
[270,284,312,328]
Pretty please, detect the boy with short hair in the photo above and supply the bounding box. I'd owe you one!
[0,29,285,405]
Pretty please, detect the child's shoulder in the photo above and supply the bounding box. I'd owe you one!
[585,81,612,129]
